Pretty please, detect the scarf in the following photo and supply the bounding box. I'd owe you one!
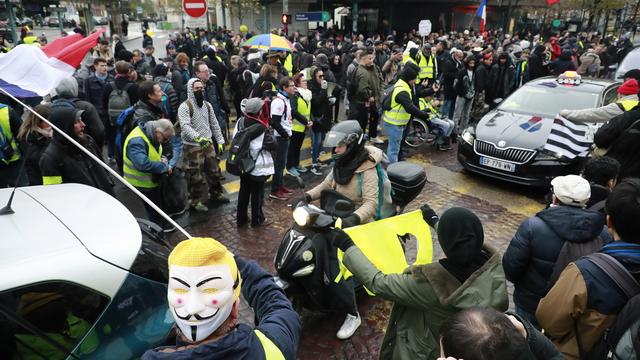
[95,73,108,82]
[297,87,312,102]
[333,148,370,185]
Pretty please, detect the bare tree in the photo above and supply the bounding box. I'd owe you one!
[221,0,262,28]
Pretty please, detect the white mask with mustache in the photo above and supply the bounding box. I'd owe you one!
[167,264,238,342]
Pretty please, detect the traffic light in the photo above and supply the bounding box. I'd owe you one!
[281,14,291,25]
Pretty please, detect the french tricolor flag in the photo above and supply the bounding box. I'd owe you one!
[0,29,104,98]
[476,0,487,33]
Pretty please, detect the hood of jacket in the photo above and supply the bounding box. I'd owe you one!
[49,106,83,146]
[536,205,605,242]
[355,146,383,173]
[51,77,79,99]
[413,244,508,310]
[186,77,205,108]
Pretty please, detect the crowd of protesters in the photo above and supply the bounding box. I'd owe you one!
[1,21,640,360]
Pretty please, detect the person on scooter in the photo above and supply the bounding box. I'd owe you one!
[328,206,509,359]
[303,120,393,228]
[299,120,393,340]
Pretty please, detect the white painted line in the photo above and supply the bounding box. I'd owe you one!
[185,3,205,9]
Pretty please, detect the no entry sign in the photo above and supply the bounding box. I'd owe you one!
[183,0,207,18]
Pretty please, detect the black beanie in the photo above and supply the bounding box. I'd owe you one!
[401,63,420,82]
[624,69,640,83]
[153,63,169,77]
[436,207,484,265]
[409,47,419,59]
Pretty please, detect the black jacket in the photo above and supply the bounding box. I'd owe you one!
[308,80,332,132]
[442,56,464,100]
[51,97,105,149]
[492,63,516,100]
[133,100,164,125]
[527,47,549,80]
[549,50,576,76]
[19,131,51,185]
[39,107,114,195]
[83,74,115,118]
[503,205,610,314]
[594,106,640,179]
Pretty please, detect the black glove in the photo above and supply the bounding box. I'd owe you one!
[341,214,361,229]
[328,228,356,252]
[421,204,439,228]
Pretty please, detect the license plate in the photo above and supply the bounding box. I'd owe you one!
[479,156,516,172]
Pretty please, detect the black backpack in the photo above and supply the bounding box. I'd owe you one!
[547,236,604,289]
[226,117,265,177]
[160,169,188,216]
[345,64,359,97]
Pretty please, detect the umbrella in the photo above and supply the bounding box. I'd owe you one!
[242,33,295,52]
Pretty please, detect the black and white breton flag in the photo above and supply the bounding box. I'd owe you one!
[543,115,592,159]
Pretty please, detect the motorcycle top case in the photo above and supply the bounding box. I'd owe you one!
[387,161,427,208]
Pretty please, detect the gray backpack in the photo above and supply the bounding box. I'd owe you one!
[107,82,132,125]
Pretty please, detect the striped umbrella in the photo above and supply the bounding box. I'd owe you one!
[241,33,295,52]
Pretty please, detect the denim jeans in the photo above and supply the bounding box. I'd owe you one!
[453,96,473,134]
[431,117,455,145]
[311,130,325,163]
[271,136,289,193]
[384,122,405,163]
[441,98,456,120]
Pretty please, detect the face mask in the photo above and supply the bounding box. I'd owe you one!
[194,90,204,106]
[168,264,238,343]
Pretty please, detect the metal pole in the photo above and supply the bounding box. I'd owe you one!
[352,0,358,34]
[263,4,269,32]
[222,3,227,29]
[57,11,64,34]
[6,0,18,44]
[0,87,192,240]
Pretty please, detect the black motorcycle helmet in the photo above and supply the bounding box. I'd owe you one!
[323,120,365,164]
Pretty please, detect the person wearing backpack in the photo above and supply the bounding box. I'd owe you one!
[234,98,275,228]
[594,103,640,179]
[178,78,227,213]
[503,175,611,330]
[537,178,640,360]
[103,61,140,162]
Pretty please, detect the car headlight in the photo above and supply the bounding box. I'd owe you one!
[293,207,310,227]
[292,264,315,277]
[461,129,475,145]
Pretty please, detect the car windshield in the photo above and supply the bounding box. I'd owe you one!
[618,51,640,76]
[498,82,600,117]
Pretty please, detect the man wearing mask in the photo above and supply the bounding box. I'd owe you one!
[178,78,227,212]
[141,237,300,360]
[39,107,114,196]
[194,61,229,140]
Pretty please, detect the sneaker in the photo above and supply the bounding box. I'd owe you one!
[192,201,209,212]
[281,186,295,194]
[315,161,329,169]
[370,137,384,144]
[252,218,274,227]
[320,150,326,156]
[336,313,361,340]
[211,193,230,204]
[438,143,452,151]
[295,166,308,173]
[286,167,300,177]
[310,165,323,176]
[269,190,289,201]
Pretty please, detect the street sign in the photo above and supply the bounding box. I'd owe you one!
[418,20,432,36]
[183,0,207,18]
[295,11,331,22]
[136,6,143,15]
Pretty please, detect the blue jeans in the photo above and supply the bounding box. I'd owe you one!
[441,98,456,120]
[311,130,325,163]
[384,122,405,164]
[271,136,289,193]
[431,117,455,145]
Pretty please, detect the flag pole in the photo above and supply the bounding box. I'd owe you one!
[0,87,192,240]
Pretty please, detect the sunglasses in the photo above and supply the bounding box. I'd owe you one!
[317,74,325,78]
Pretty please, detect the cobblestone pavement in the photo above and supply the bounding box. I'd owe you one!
[160,142,548,359]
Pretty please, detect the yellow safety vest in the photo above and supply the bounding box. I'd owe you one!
[283,53,293,75]
[618,99,639,111]
[383,79,413,127]
[418,98,440,120]
[0,104,20,165]
[402,53,417,66]
[418,55,435,80]
[23,36,38,45]
[254,329,285,360]
[292,95,310,133]
[123,126,162,188]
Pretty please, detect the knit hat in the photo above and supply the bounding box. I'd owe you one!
[623,69,640,83]
[168,237,241,300]
[243,97,264,115]
[618,78,640,96]
[401,63,420,82]
[437,207,484,266]
[153,63,168,77]
[551,175,591,207]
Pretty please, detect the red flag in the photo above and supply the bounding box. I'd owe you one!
[52,29,105,69]
[547,0,561,5]
[41,33,83,58]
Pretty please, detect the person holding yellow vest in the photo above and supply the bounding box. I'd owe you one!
[141,237,301,360]
[418,44,438,84]
[286,73,312,176]
[383,63,436,163]
[0,102,26,187]
[123,119,174,224]
[560,78,639,123]
[39,106,114,196]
